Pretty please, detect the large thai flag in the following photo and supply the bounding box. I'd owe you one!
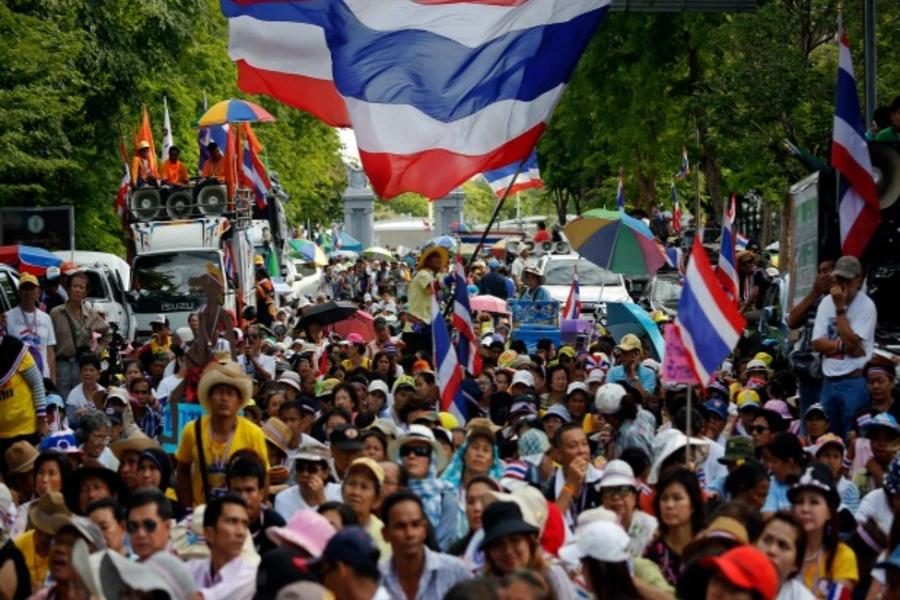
[562,266,581,319]
[432,296,466,423]
[483,149,543,198]
[832,22,880,257]
[675,236,746,385]
[671,181,683,233]
[221,0,609,200]
[716,193,739,304]
[451,256,481,376]
[616,170,625,212]
[240,125,271,209]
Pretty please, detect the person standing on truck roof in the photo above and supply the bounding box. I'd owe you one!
[49,270,111,400]
[131,140,158,187]
[201,142,226,180]
[159,145,189,186]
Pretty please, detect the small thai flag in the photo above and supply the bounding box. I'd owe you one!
[432,296,466,424]
[671,182,683,233]
[827,583,851,600]
[735,233,749,250]
[676,145,690,180]
[716,193,739,304]
[451,256,482,376]
[562,267,581,319]
[616,170,625,212]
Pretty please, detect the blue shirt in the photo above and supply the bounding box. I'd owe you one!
[606,364,657,394]
[762,477,790,513]
[380,546,470,600]
[519,286,552,302]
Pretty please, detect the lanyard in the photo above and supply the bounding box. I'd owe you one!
[208,422,236,472]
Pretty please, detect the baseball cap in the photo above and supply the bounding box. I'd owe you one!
[735,389,761,410]
[150,314,169,327]
[391,375,416,394]
[342,333,365,345]
[510,371,535,389]
[616,334,642,353]
[367,380,389,396]
[811,433,845,458]
[45,266,60,281]
[510,401,538,417]
[703,398,729,421]
[18,273,39,288]
[317,378,341,398]
[586,369,605,385]
[746,359,768,372]
[867,413,900,438]
[804,403,828,420]
[595,383,627,415]
[700,546,779,600]
[293,443,330,464]
[541,404,571,423]
[559,521,631,564]
[329,424,365,452]
[299,526,380,573]
[718,436,754,464]
[566,382,589,397]
[558,346,577,359]
[832,255,862,279]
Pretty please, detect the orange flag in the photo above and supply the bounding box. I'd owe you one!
[242,122,263,154]
[133,106,158,174]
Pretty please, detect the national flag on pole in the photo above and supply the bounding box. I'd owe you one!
[451,256,481,377]
[616,170,625,212]
[223,243,235,280]
[162,97,174,161]
[563,266,581,319]
[198,93,211,171]
[116,138,131,227]
[826,583,851,600]
[676,145,690,180]
[736,233,749,250]
[482,149,543,198]
[423,219,432,233]
[674,236,746,385]
[240,123,272,209]
[671,181,683,233]
[432,296,466,424]
[831,20,880,258]
[716,193,739,304]
[221,0,609,199]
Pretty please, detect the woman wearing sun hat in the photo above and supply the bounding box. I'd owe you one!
[174,361,268,508]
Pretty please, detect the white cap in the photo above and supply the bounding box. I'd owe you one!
[559,521,632,564]
[364,293,373,302]
[595,383,627,415]
[586,369,605,385]
[598,459,638,490]
[747,359,768,372]
[367,380,390,396]
[150,314,168,326]
[510,370,535,389]
[566,382,589,396]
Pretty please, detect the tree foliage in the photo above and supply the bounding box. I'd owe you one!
[0,0,345,253]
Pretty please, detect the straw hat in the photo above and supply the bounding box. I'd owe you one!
[5,441,39,475]
[197,361,254,412]
[262,418,292,456]
[110,431,161,460]
[416,246,449,271]
[29,491,71,534]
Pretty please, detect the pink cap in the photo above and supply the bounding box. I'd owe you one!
[266,510,335,557]
[763,400,792,421]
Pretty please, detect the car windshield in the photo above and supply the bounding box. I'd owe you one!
[543,259,620,286]
[652,276,683,310]
[294,262,317,278]
[132,251,221,299]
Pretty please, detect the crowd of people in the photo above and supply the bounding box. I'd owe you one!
[0,241,899,600]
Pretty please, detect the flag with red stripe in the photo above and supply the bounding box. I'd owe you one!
[832,22,880,257]
[116,138,130,228]
[562,266,581,319]
[451,256,481,376]
[432,295,466,423]
[715,193,739,304]
[240,123,272,209]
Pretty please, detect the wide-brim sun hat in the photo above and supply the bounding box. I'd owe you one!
[558,520,631,565]
[479,501,539,551]
[267,509,336,557]
[64,466,129,515]
[109,432,160,460]
[197,361,254,412]
[416,246,449,270]
[386,424,448,471]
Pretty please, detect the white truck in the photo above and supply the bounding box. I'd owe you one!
[125,182,256,339]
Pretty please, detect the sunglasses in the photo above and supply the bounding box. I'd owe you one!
[126,519,159,534]
[248,333,260,340]
[601,486,634,498]
[751,425,770,434]
[399,445,431,458]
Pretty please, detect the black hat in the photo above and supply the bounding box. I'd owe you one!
[254,547,314,600]
[787,462,840,508]
[329,424,365,452]
[479,501,539,551]
[64,466,129,515]
[302,526,380,572]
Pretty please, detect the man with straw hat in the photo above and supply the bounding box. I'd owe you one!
[175,362,268,508]
[404,245,451,355]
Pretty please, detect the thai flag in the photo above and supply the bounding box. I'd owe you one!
[423,219,432,233]
[616,170,625,212]
[832,21,880,257]
[240,124,271,209]
[674,236,746,385]
[223,243,235,280]
[483,149,543,198]
[221,0,609,200]
[676,145,690,180]
[716,193,739,304]
[562,266,581,319]
[116,138,130,226]
[826,583,851,600]
[735,233,749,250]
[671,181,683,233]
[432,296,466,424]
[451,256,481,376]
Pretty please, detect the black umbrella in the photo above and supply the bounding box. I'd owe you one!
[296,300,360,331]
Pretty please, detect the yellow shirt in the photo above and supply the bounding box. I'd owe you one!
[15,530,48,589]
[801,542,858,599]
[365,514,392,560]
[0,351,38,438]
[174,415,269,506]
[407,269,435,324]
[342,358,372,372]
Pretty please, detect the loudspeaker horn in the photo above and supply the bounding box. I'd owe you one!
[523,240,536,253]
[869,142,900,211]
[555,241,571,254]
[165,190,194,220]
[197,183,228,216]
[129,189,161,221]
[540,241,554,254]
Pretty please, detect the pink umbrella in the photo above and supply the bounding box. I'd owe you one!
[470,295,511,315]
[330,310,376,342]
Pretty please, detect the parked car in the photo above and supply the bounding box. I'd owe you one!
[291,260,323,299]
[537,254,632,315]
[0,264,20,313]
[54,252,136,339]
[640,271,683,319]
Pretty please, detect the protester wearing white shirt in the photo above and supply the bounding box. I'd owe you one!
[5,273,56,378]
